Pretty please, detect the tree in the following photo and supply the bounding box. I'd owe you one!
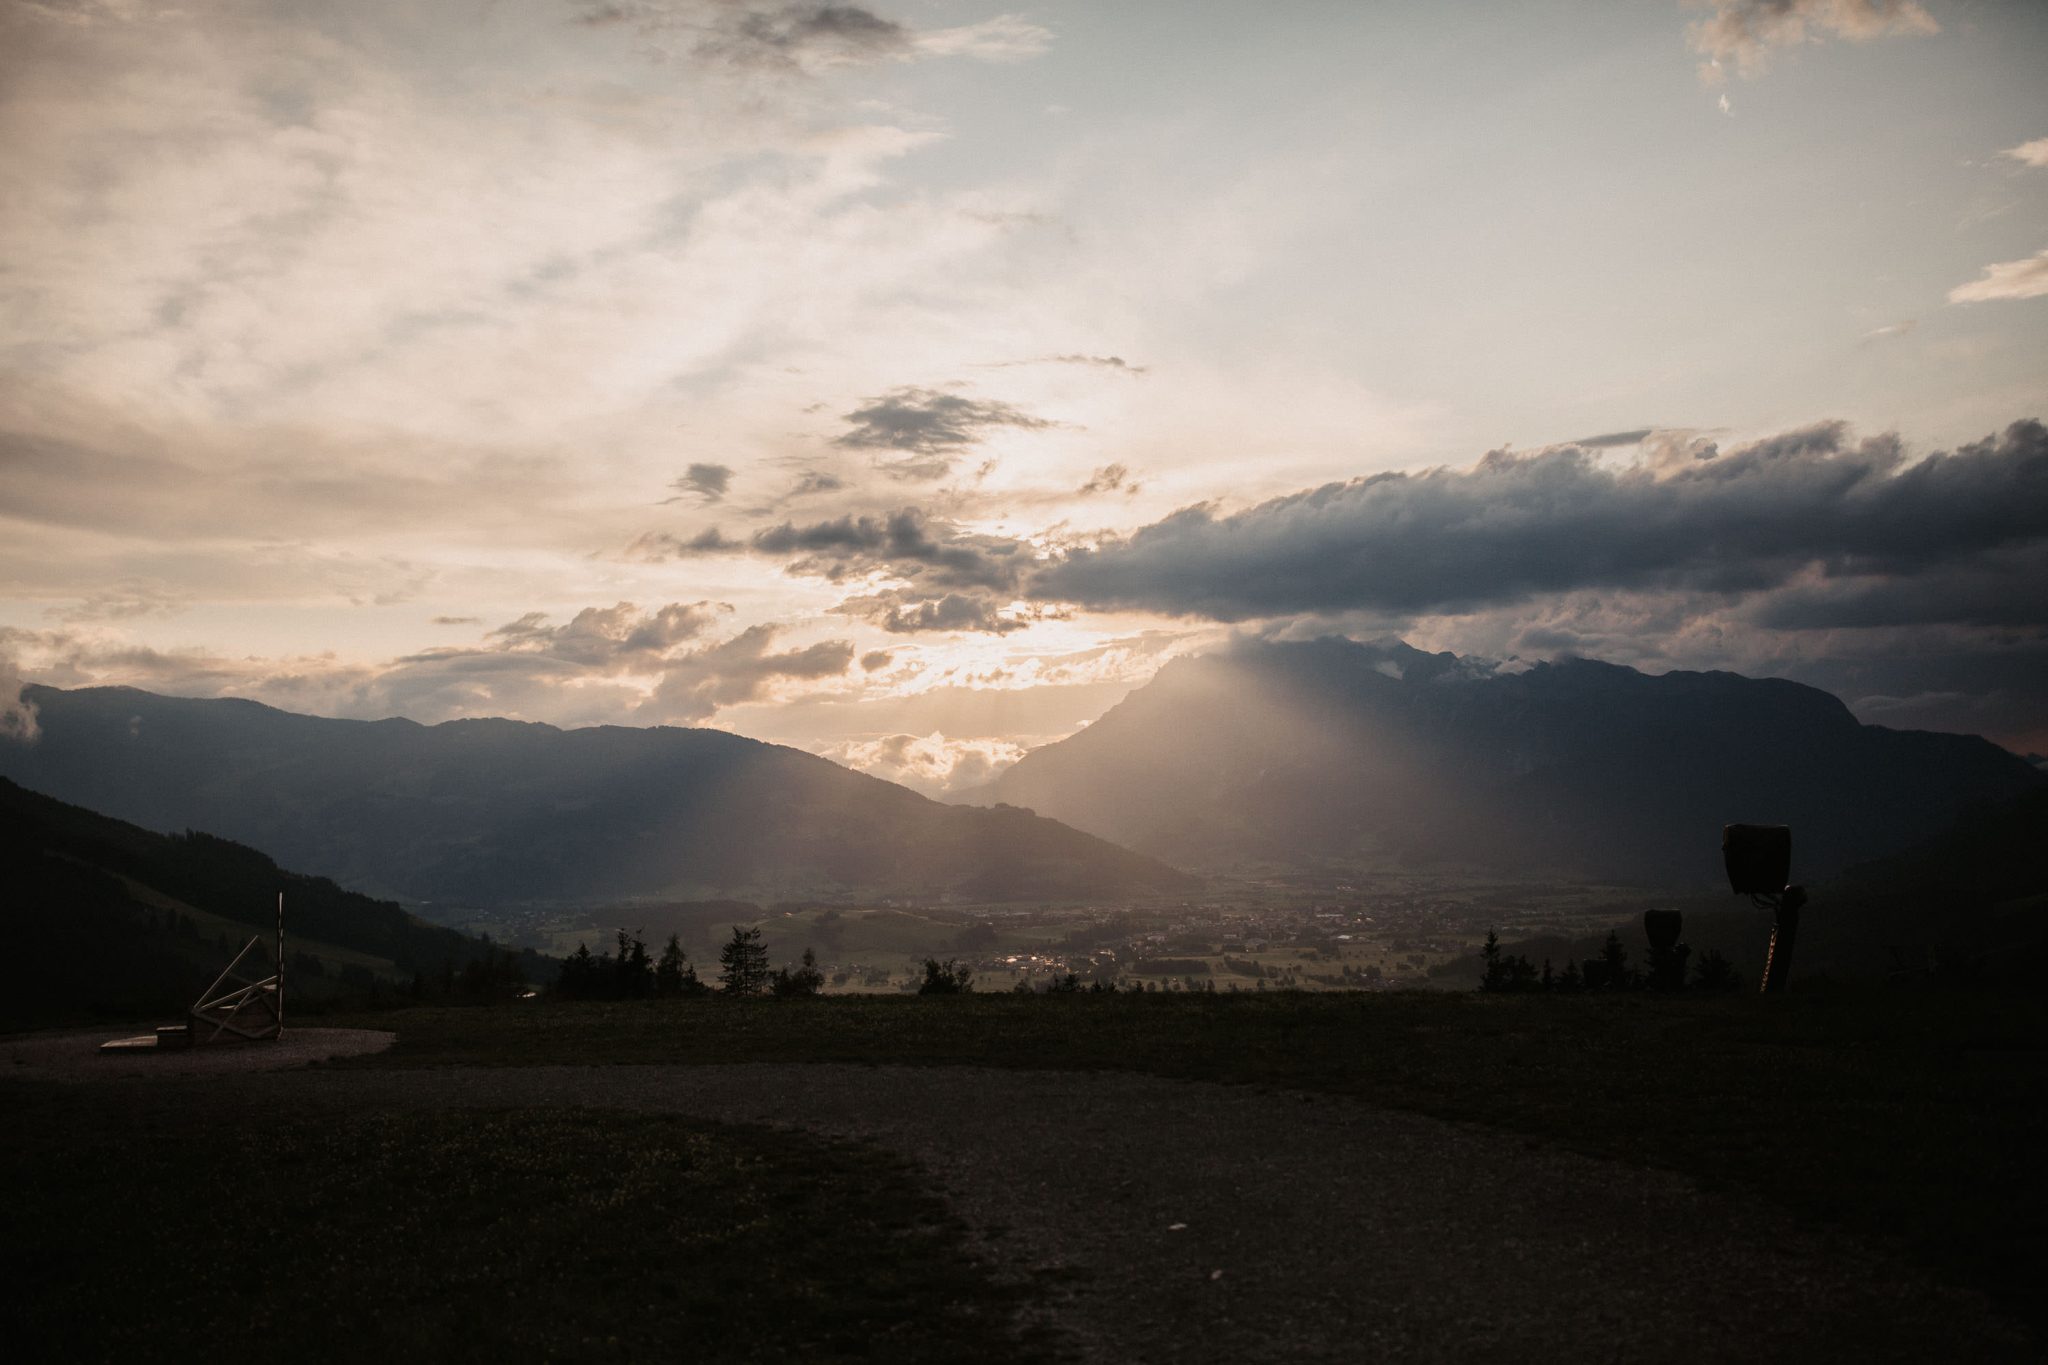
[1692,947,1741,993]
[917,958,973,995]
[556,942,597,999]
[1480,930,1504,992]
[718,925,770,996]
[770,947,825,998]
[615,929,653,999]
[1599,930,1633,989]
[655,935,705,998]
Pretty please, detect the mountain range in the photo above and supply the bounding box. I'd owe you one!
[2,685,1195,906]
[969,638,2043,886]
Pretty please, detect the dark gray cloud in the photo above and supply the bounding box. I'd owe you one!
[836,588,1034,635]
[981,353,1148,375]
[431,615,482,626]
[626,527,741,558]
[749,509,1023,590]
[571,2,911,71]
[1051,354,1145,373]
[700,4,909,69]
[786,469,845,499]
[1564,428,1653,449]
[859,648,894,671]
[629,507,1024,605]
[832,386,1054,479]
[663,462,733,504]
[1032,419,2048,623]
[1078,463,1139,496]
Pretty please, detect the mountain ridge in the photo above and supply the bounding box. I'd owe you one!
[968,638,2042,885]
[1,684,1195,905]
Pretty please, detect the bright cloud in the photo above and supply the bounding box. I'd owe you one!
[1948,248,2048,305]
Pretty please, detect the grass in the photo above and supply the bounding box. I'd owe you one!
[336,985,2048,1333]
[0,1085,1048,1364]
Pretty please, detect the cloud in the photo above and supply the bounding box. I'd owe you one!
[913,15,1053,63]
[1078,463,1140,496]
[2002,137,2048,170]
[431,615,482,626]
[859,648,895,671]
[744,508,1025,589]
[4,602,854,728]
[571,1,911,71]
[1688,0,1937,83]
[641,623,855,722]
[697,4,910,70]
[818,730,1026,797]
[49,583,188,623]
[664,462,734,504]
[982,353,1148,375]
[832,386,1055,478]
[785,469,845,499]
[484,600,730,669]
[1561,428,1655,449]
[1050,354,1145,373]
[626,527,743,558]
[1861,320,1917,342]
[1948,248,2048,304]
[834,588,1039,635]
[1029,418,2048,624]
[0,649,39,743]
[570,3,1049,74]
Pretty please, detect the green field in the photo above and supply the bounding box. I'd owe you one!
[330,986,2048,1333]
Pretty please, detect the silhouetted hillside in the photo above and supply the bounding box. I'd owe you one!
[1,687,1194,905]
[0,778,544,1027]
[972,638,2043,885]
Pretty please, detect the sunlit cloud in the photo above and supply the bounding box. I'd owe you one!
[1948,248,2048,304]
[1688,0,1938,85]
[2002,137,2048,170]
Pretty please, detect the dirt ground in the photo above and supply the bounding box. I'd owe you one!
[11,1035,2032,1363]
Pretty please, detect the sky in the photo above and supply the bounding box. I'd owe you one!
[2,0,2046,790]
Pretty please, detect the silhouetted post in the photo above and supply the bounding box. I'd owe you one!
[1760,885,1805,993]
[1722,824,1806,994]
[276,891,285,1035]
[1643,909,1689,990]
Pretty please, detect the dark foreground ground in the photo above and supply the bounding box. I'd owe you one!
[5,988,2043,1362]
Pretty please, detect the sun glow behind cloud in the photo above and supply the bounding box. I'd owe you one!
[3,0,2047,772]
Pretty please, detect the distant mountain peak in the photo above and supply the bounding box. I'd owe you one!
[977,636,2038,885]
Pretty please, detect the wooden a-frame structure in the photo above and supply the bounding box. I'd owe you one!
[101,893,285,1052]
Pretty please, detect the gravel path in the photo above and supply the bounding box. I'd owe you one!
[3,1026,394,1078]
[115,1060,2029,1364]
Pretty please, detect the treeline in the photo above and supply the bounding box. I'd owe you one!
[1478,930,1740,994]
[554,927,825,1000]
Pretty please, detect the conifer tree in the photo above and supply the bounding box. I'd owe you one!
[655,935,691,998]
[718,925,770,996]
[770,947,826,998]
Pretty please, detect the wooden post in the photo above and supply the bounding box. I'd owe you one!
[276,891,285,1036]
